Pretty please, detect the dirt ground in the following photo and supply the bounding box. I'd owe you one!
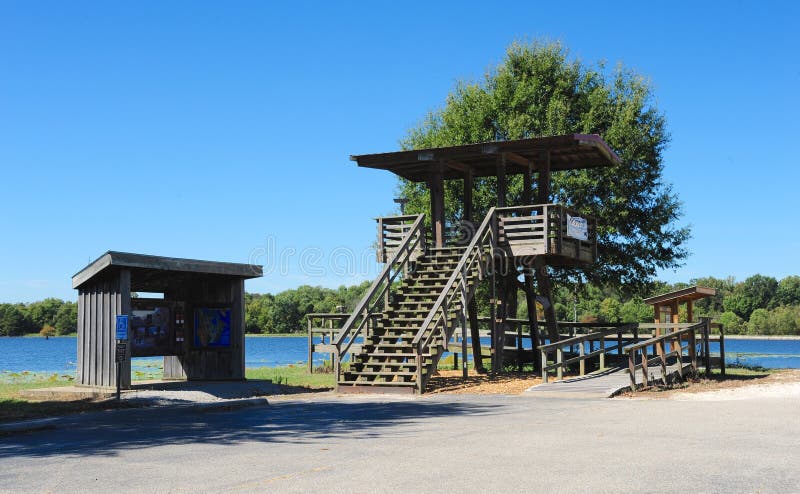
[426,369,541,394]
[426,368,800,398]
[617,368,800,399]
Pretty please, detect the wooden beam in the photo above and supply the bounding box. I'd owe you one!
[502,151,529,167]
[445,160,469,173]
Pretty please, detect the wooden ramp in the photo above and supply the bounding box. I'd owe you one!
[526,360,693,399]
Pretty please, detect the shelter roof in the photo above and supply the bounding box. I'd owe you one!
[351,133,621,182]
[72,251,263,289]
[643,286,717,307]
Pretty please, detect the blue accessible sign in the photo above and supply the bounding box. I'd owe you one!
[115,314,129,340]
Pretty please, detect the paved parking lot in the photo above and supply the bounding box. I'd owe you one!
[1,390,798,493]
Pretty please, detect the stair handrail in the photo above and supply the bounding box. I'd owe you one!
[334,213,426,359]
[412,207,496,354]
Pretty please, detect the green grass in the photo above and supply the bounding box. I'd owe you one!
[246,365,335,389]
[0,373,136,424]
[710,365,774,378]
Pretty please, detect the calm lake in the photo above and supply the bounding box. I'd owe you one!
[1,336,799,376]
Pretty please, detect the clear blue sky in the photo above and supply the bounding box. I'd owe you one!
[1,1,798,303]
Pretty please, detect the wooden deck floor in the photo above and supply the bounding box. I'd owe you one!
[526,360,694,399]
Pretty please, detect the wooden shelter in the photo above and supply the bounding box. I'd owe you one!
[72,251,262,389]
[644,286,717,325]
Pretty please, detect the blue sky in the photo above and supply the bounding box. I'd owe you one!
[1,1,798,302]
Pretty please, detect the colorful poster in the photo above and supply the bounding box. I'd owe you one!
[194,308,231,348]
[130,306,172,356]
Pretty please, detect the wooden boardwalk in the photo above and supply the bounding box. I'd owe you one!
[527,360,694,399]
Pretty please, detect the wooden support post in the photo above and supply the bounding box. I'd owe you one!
[660,339,668,386]
[542,349,549,383]
[579,340,585,376]
[641,347,649,388]
[461,309,468,379]
[497,154,507,208]
[119,269,132,390]
[459,269,469,380]
[534,257,559,343]
[333,352,341,392]
[599,336,605,370]
[490,256,499,375]
[516,320,523,372]
[719,323,726,376]
[524,270,542,373]
[468,299,484,373]
[689,328,698,373]
[629,350,637,392]
[428,166,446,248]
[536,152,551,205]
[556,347,563,380]
[464,168,473,224]
[701,317,711,377]
[308,318,313,373]
[415,353,423,393]
[523,162,532,205]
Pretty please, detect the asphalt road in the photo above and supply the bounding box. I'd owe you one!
[1,391,798,493]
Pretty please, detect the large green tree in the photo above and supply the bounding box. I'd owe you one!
[399,41,689,292]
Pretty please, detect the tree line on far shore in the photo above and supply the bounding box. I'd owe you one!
[1,274,799,337]
[556,275,800,335]
[0,298,77,337]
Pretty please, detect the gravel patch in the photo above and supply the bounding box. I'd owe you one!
[122,390,232,405]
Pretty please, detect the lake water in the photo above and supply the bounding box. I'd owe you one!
[1,336,799,376]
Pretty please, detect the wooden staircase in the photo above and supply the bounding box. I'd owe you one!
[339,247,476,392]
[333,204,597,394]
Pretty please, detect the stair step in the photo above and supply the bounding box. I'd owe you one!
[357,361,419,368]
[348,371,418,377]
[338,380,418,387]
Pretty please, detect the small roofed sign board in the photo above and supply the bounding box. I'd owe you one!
[567,214,588,241]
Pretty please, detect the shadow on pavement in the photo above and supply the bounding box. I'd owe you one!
[0,397,500,459]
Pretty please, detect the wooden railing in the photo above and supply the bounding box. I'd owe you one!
[624,320,711,392]
[411,207,496,392]
[307,313,348,373]
[376,215,422,263]
[334,214,426,385]
[495,204,597,264]
[539,323,637,383]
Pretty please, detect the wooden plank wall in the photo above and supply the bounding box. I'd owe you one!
[76,270,131,389]
[163,277,245,381]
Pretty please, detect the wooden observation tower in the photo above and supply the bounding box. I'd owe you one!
[331,134,620,393]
